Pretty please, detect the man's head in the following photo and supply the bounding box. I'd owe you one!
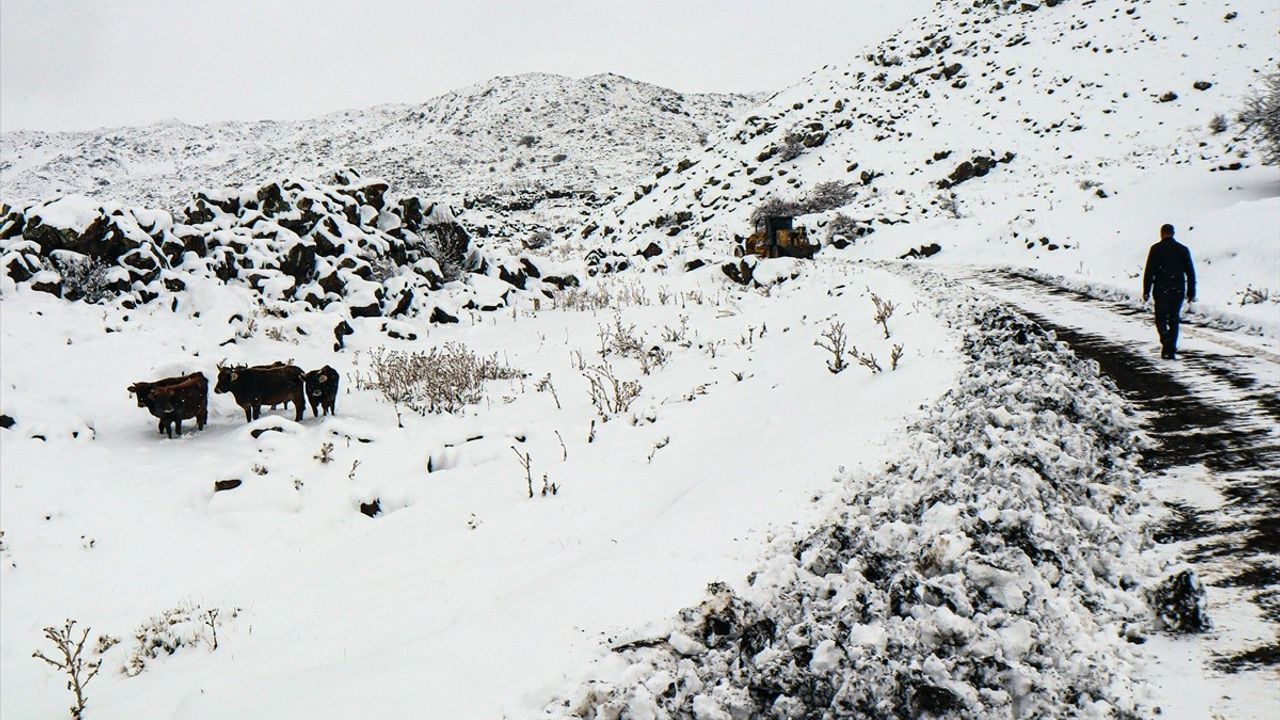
[1160,223,1175,239]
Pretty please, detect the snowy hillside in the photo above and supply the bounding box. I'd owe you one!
[582,0,1279,332]
[0,73,759,242]
[2,0,1278,718]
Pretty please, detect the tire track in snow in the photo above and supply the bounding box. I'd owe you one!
[968,269,1280,673]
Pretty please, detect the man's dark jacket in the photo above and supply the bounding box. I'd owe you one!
[1143,237,1196,300]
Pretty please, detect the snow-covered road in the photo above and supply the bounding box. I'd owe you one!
[954,266,1280,719]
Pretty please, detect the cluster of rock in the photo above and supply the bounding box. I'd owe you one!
[0,171,576,319]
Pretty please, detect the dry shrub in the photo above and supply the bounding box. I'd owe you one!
[583,363,641,421]
[357,343,523,415]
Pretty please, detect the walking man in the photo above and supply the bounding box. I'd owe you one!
[1143,223,1197,359]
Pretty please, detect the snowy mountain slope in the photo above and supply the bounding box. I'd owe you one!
[580,0,1279,330]
[0,73,760,241]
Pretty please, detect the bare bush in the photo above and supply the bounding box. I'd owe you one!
[849,344,882,374]
[1208,113,1229,134]
[803,181,856,213]
[512,447,534,498]
[357,343,524,416]
[429,224,471,282]
[1236,285,1272,305]
[871,293,897,339]
[750,196,805,230]
[367,256,398,283]
[583,363,642,421]
[778,135,805,161]
[890,343,905,370]
[827,213,871,246]
[600,314,668,374]
[535,373,561,409]
[523,230,553,250]
[122,603,240,677]
[32,619,103,719]
[661,314,690,344]
[935,191,961,219]
[48,255,112,304]
[1238,69,1280,164]
[814,321,849,373]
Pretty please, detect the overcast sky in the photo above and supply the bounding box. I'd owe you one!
[1,0,930,133]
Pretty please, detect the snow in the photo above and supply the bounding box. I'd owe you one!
[27,195,111,233]
[1,262,960,718]
[3,0,1278,716]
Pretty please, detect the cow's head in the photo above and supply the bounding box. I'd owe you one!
[152,387,182,417]
[214,366,239,394]
[128,383,152,407]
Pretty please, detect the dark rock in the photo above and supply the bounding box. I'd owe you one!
[389,288,415,317]
[518,257,542,279]
[0,415,14,429]
[1158,91,1178,103]
[912,685,960,715]
[543,274,579,290]
[899,243,942,260]
[31,276,63,297]
[350,302,381,319]
[429,307,459,324]
[497,264,528,290]
[214,479,242,492]
[250,425,285,439]
[1192,80,1213,91]
[638,242,664,259]
[1149,570,1209,633]
[360,499,382,517]
[721,260,754,286]
[684,259,707,272]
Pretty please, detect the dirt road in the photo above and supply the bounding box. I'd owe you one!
[953,267,1279,713]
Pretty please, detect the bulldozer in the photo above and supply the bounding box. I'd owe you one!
[741,216,819,259]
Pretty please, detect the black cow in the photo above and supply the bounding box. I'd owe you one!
[147,374,209,438]
[215,363,305,422]
[333,320,354,351]
[129,373,205,434]
[304,365,340,418]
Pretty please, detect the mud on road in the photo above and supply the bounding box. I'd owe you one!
[982,270,1280,673]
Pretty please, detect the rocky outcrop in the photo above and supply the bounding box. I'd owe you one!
[1,171,575,318]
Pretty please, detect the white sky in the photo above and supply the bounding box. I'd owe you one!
[1,0,931,133]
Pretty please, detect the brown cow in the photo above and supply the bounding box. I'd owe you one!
[147,374,209,438]
[129,373,205,434]
[215,364,305,422]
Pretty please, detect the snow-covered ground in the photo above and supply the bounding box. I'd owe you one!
[1,262,962,718]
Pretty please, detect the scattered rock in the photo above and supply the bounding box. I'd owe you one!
[213,479,242,492]
[1149,569,1209,633]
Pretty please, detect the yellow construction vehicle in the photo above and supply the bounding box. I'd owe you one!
[742,216,819,259]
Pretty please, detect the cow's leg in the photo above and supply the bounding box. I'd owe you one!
[294,392,305,421]
[174,418,183,436]
[243,404,253,422]
[157,418,166,434]
[197,406,207,430]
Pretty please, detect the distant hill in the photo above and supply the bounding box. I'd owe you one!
[0,72,762,243]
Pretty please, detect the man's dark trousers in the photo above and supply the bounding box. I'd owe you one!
[1153,293,1182,357]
